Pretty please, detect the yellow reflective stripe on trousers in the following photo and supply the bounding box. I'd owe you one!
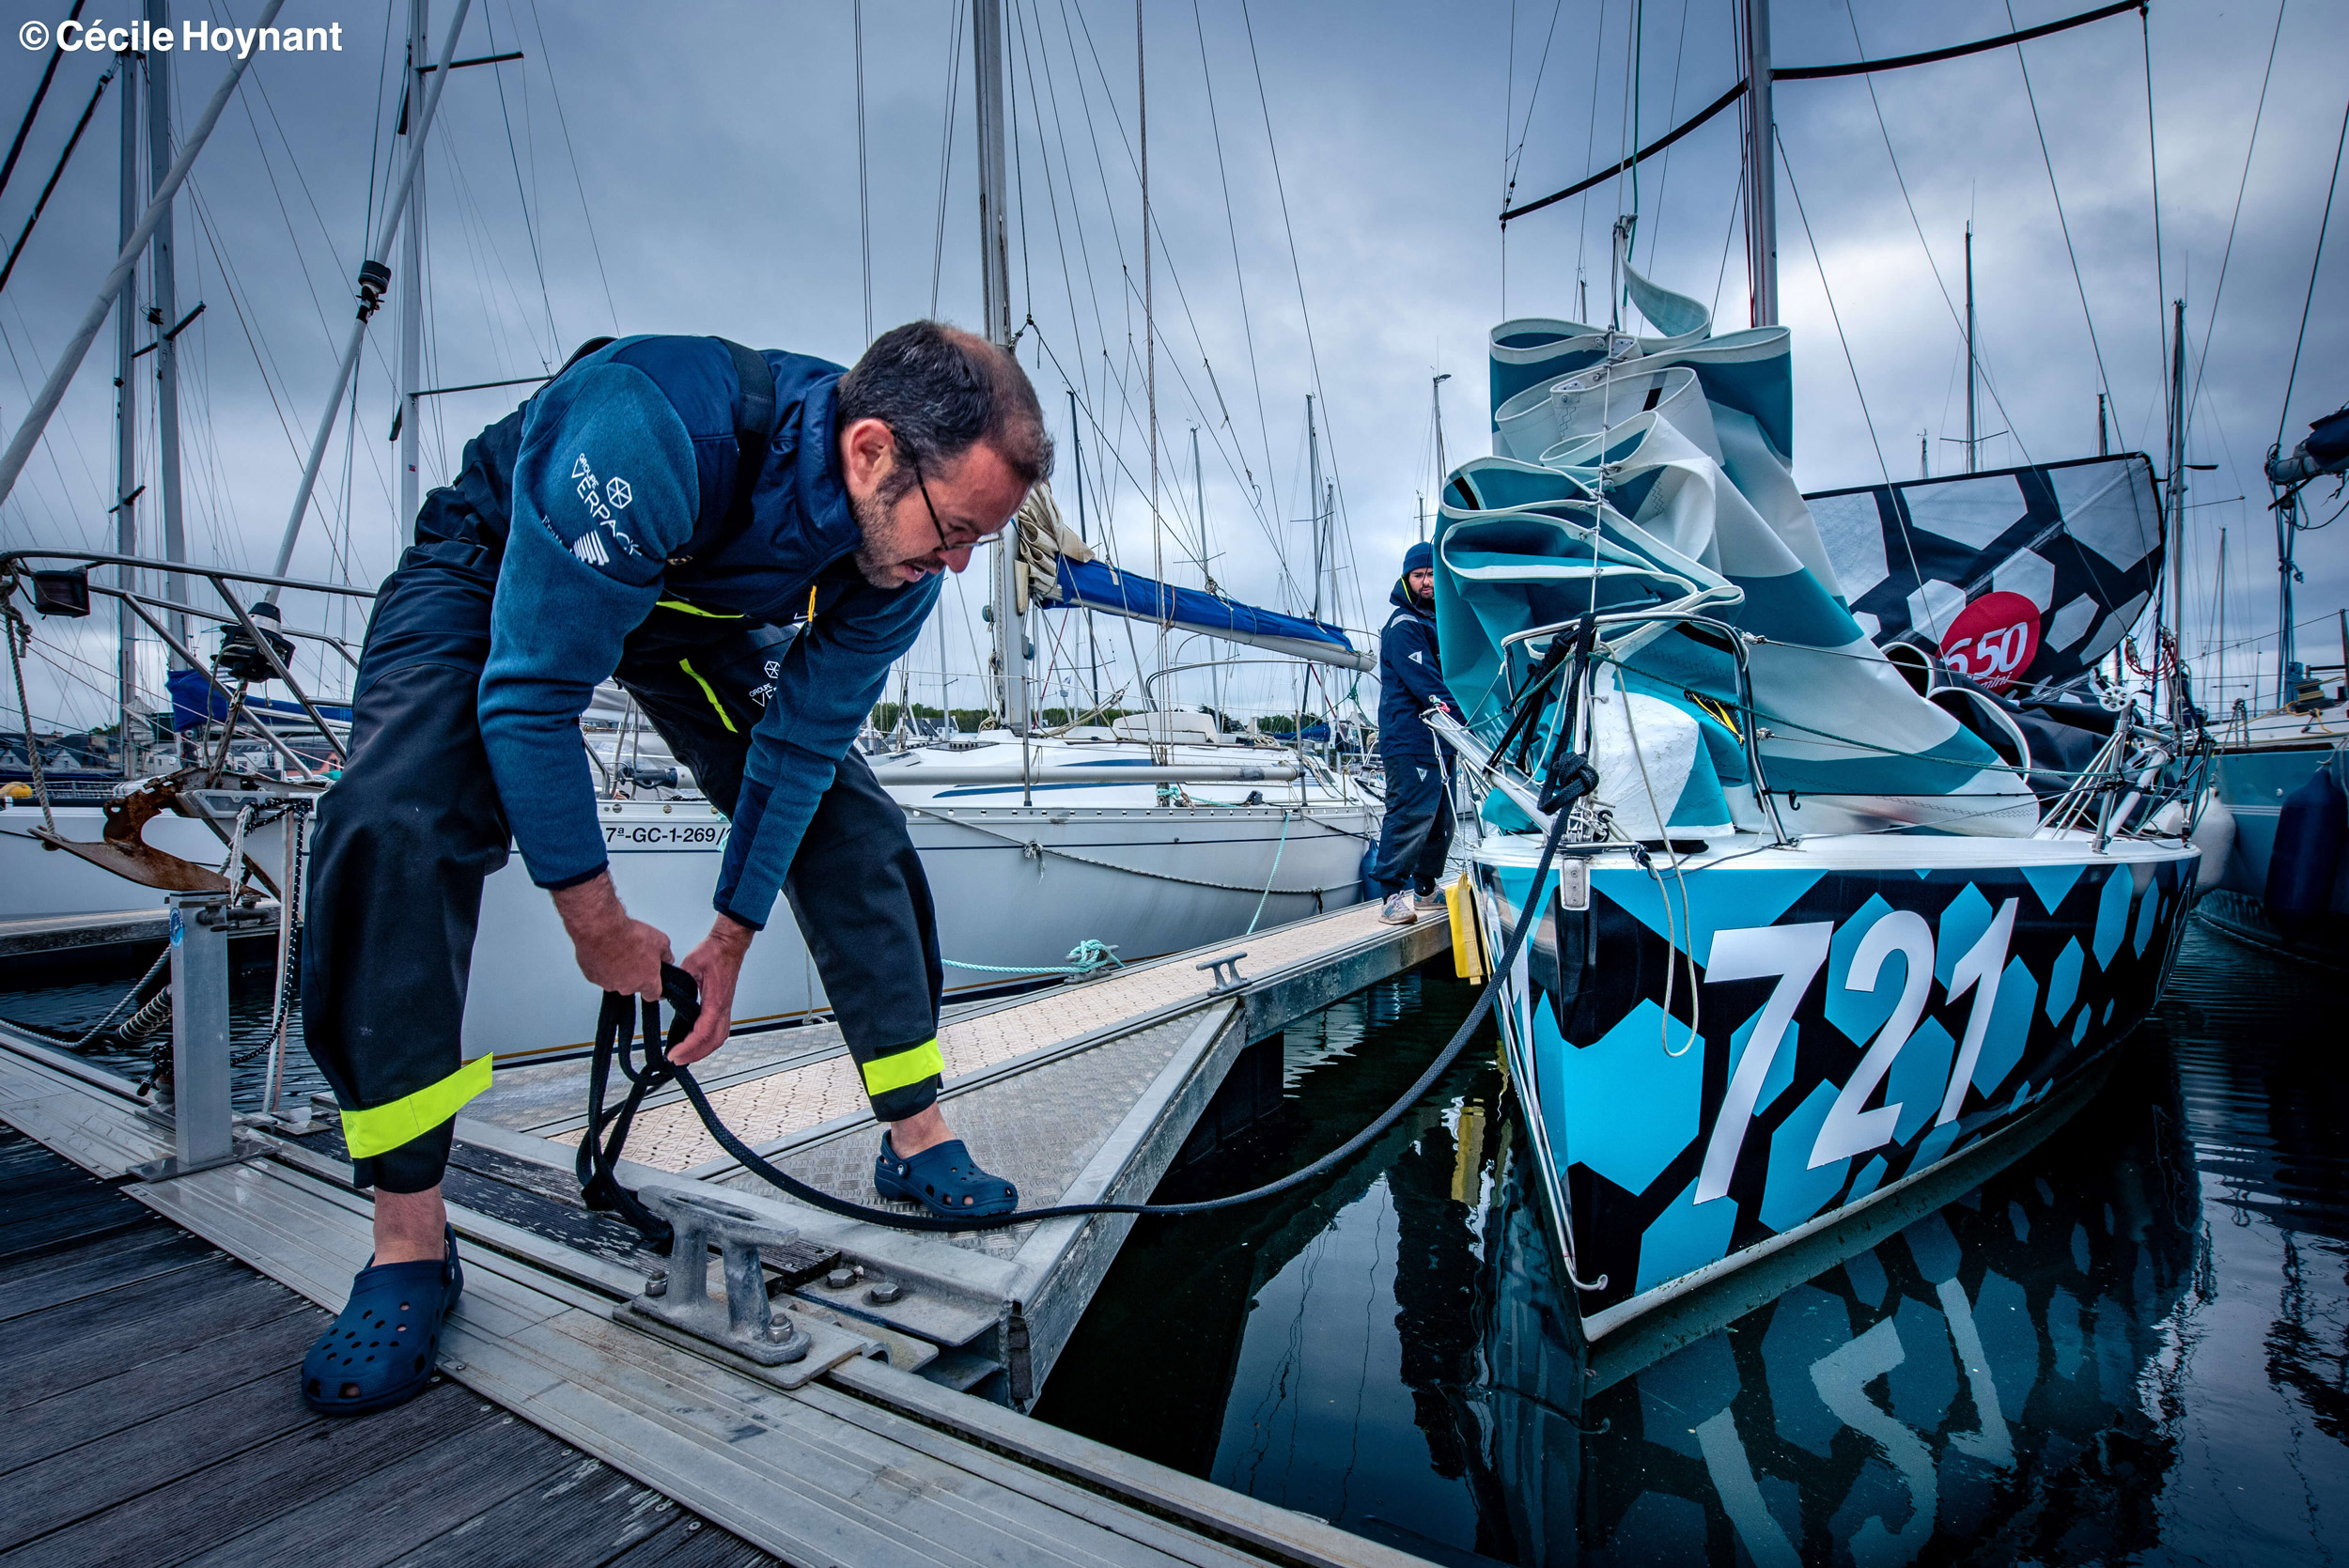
[860,1038,943,1098]
[677,658,737,733]
[655,598,742,619]
[340,1053,494,1159]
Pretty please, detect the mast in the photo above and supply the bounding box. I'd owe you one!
[2097,392,2109,456]
[1432,371,1451,492]
[398,0,427,543]
[265,0,472,581]
[1193,423,1218,724]
[144,0,186,668]
[1140,2,1164,717]
[114,36,139,770]
[1069,389,1097,707]
[973,0,1026,732]
[1965,223,1978,473]
[1741,0,1777,327]
[2165,297,2186,716]
[1306,395,1322,621]
[2215,526,2226,721]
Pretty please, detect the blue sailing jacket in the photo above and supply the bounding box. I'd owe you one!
[1377,571,1461,760]
[462,335,937,930]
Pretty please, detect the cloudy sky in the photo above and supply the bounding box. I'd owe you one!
[1,0,2343,733]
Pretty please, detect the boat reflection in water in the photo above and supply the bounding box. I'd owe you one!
[1550,1056,2200,1567]
[1043,929,2346,1565]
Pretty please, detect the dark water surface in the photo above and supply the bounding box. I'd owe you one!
[0,946,330,1109]
[1038,927,2349,1566]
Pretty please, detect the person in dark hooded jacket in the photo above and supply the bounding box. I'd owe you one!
[1369,541,1463,923]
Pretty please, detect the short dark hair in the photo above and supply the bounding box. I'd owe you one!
[837,321,1053,502]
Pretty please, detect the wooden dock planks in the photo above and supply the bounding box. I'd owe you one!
[0,895,1453,1568]
[0,1126,784,1568]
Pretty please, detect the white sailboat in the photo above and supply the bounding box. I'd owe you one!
[0,0,1383,1066]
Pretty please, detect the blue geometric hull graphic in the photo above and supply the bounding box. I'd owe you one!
[1472,843,2196,1331]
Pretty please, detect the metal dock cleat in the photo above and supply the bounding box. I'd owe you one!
[614,1187,879,1387]
[1196,951,1248,995]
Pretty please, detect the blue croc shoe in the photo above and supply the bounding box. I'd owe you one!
[875,1134,1019,1219]
[302,1225,462,1416]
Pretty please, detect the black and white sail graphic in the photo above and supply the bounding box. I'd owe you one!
[1804,454,2162,694]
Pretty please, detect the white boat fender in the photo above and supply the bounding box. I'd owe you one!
[2188,790,2234,897]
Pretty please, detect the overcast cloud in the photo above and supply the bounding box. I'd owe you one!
[1,0,2342,731]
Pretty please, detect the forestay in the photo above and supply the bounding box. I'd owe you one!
[1437,265,2037,840]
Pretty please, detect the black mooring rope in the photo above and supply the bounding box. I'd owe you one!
[579,813,1576,1240]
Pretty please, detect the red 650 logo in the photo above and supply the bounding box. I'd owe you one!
[1938,591,2040,693]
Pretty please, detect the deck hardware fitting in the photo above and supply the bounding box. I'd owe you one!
[614,1186,819,1369]
[1196,951,1249,994]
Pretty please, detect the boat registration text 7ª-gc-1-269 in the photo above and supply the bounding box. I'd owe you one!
[604,823,729,847]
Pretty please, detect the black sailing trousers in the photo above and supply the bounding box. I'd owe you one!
[1367,751,1455,898]
[302,542,945,1192]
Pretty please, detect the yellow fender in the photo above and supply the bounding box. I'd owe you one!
[1444,876,1486,984]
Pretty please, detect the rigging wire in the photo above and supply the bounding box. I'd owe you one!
[2141,9,2167,421]
[522,0,617,331]
[1776,128,1891,486]
[1841,4,2036,460]
[1012,0,1094,387]
[480,7,558,361]
[1501,0,1569,211]
[0,0,87,207]
[928,0,968,318]
[854,0,872,345]
[1641,0,1694,270]
[2003,0,2116,413]
[1058,0,1277,540]
[1574,0,1614,312]
[359,0,395,297]
[1239,0,1361,635]
[0,63,115,298]
[2185,0,2285,422]
[1191,0,1276,517]
[2271,89,2344,452]
[1009,0,1037,336]
[1501,0,1516,312]
[1622,0,1644,236]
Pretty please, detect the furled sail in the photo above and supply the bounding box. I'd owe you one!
[166,666,350,734]
[1014,481,1371,672]
[1438,264,2037,839]
[1041,557,1372,671]
[1803,455,2162,693]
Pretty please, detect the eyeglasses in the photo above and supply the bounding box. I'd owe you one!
[904,448,988,555]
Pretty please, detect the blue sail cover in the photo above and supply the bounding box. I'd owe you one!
[167,666,351,734]
[1438,264,2036,839]
[1047,557,1372,671]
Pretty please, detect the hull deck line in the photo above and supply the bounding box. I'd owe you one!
[0,900,1455,1568]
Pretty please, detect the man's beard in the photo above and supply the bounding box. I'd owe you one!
[849,484,909,588]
